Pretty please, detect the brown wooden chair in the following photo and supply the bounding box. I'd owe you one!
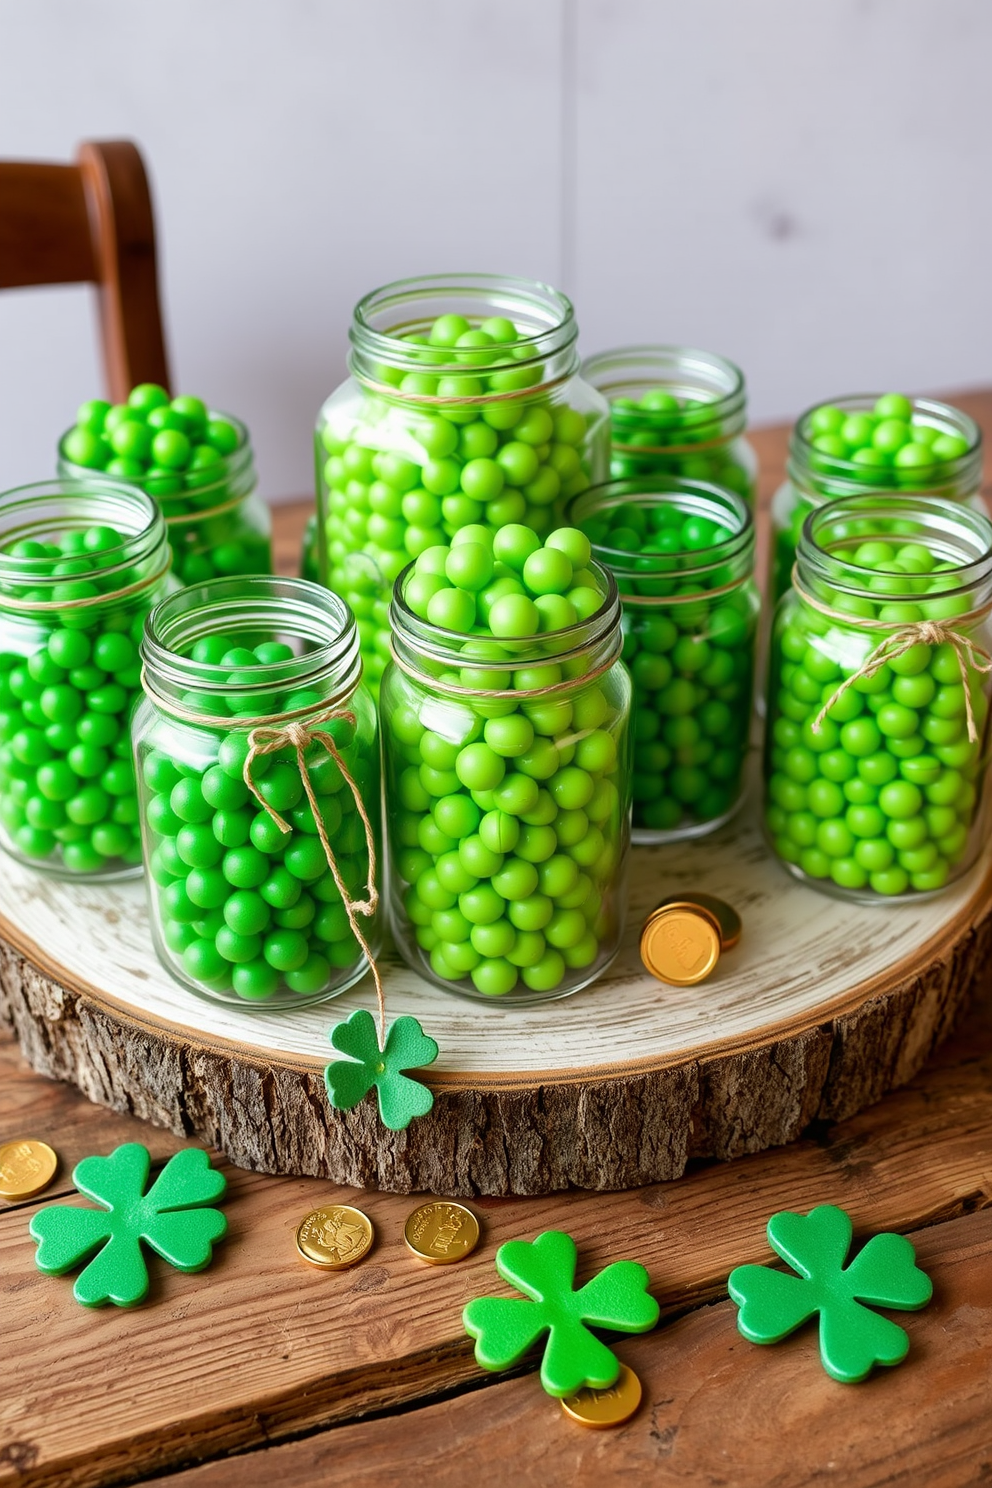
[0,139,171,400]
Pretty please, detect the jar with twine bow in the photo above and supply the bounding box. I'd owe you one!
[567,476,759,842]
[581,346,757,505]
[60,410,272,588]
[133,575,381,1008]
[303,273,609,695]
[769,394,982,604]
[765,493,992,902]
[0,479,173,879]
[381,539,632,1003]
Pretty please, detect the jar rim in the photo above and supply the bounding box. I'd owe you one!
[582,344,747,436]
[0,478,167,594]
[798,493,992,604]
[142,575,362,710]
[566,476,754,582]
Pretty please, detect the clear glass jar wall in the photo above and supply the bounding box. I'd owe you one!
[764,494,992,902]
[569,478,758,842]
[582,346,757,504]
[308,274,610,693]
[770,395,982,604]
[60,408,272,586]
[380,557,632,1003]
[134,576,380,1007]
[0,480,172,878]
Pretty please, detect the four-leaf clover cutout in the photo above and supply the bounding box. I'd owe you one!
[728,1204,933,1383]
[29,1143,228,1308]
[324,1009,439,1131]
[463,1229,660,1397]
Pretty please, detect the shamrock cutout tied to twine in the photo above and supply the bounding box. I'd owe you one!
[728,1204,933,1384]
[29,1143,227,1308]
[324,1008,439,1131]
[463,1230,660,1397]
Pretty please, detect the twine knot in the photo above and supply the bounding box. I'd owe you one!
[241,706,385,1046]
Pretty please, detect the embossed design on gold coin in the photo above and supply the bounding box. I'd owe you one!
[295,1205,374,1270]
[404,1201,480,1265]
[0,1139,58,1202]
[561,1363,643,1428]
[640,902,722,986]
[652,892,742,950]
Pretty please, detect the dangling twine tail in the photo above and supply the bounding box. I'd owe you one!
[810,620,992,743]
[241,710,385,1049]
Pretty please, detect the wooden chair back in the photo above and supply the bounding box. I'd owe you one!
[0,139,171,400]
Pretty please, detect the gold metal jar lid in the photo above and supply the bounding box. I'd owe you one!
[640,893,741,986]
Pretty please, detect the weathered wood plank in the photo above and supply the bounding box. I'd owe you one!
[161,1207,992,1488]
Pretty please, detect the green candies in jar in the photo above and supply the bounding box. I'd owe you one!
[382,521,632,1002]
[59,385,272,587]
[582,346,757,505]
[569,478,759,840]
[134,577,381,1006]
[0,479,172,877]
[306,274,610,696]
[770,393,982,604]
[765,493,992,901]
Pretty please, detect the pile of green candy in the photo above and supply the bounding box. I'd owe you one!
[139,637,378,1002]
[609,388,754,501]
[60,385,270,586]
[578,498,756,835]
[315,312,598,690]
[385,521,629,999]
[766,536,987,897]
[0,525,147,873]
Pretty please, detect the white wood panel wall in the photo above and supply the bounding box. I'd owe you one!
[1,0,990,504]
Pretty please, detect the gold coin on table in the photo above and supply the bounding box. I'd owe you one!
[560,1364,643,1429]
[640,902,722,986]
[0,1139,58,1202]
[404,1201,480,1265]
[651,892,742,951]
[296,1205,374,1270]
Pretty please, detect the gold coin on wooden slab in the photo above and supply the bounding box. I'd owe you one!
[640,902,722,986]
[295,1205,374,1270]
[404,1201,480,1265]
[560,1363,643,1429]
[0,1139,58,1202]
[651,892,742,951]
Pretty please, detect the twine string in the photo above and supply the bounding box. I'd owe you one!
[240,708,386,1048]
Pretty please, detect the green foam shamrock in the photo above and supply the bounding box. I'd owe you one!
[463,1229,660,1397]
[324,1009,438,1131]
[728,1204,933,1383]
[29,1143,227,1308]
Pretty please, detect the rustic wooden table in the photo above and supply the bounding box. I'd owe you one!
[4,399,992,1488]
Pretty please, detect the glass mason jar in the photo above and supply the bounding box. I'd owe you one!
[568,477,758,842]
[582,346,757,505]
[765,493,992,902]
[134,575,381,1007]
[308,274,610,695]
[770,395,982,604]
[381,560,632,1003]
[0,479,171,878]
[60,411,273,587]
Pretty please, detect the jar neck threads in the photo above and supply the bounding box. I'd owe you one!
[582,345,748,448]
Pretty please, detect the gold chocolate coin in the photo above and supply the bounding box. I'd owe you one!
[296,1205,374,1270]
[0,1139,58,1202]
[640,903,721,986]
[560,1364,643,1429]
[652,892,742,951]
[404,1201,480,1265]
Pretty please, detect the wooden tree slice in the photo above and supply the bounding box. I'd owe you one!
[1,799,990,1196]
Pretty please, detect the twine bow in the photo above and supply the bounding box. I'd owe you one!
[810,619,992,744]
[241,708,385,1047]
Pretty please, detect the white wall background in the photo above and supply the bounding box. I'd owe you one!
[2,0,991,503]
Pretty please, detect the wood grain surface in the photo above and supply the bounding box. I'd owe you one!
[2,398,992,1485]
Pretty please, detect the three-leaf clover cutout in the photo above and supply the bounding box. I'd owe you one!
[29,1143,228,1308]
[728,1204,933,1383]
[463,1229,660,1397]
[324,1008,439,1131]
